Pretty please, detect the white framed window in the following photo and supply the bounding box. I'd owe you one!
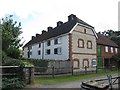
[111,47,113,53]
[54,37,62,45]
[105,46,108,53]
[46,40,51,46]
[115,48,118,53]
[46,49,50,55]
[54,47,62,55]
[92,59,97,67]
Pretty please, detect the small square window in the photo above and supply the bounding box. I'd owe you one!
[92,59,97,67]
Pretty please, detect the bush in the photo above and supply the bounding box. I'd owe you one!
[2,51,7,64]
[6,47,21,59]
[22,58,48,72]
[2,78,26,89]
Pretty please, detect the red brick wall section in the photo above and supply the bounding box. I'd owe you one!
[69,33,73,66]
[97,44,118,58]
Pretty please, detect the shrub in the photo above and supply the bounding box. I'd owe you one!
[2,51,7,64]
[6,47,21,59]
[22,58,48,72]
[2,78,26,89]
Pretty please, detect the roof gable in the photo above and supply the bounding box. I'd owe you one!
[23,14,94,48]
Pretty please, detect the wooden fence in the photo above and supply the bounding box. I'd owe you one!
[1,66,34,84]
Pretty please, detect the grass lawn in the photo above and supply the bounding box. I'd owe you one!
[34,70,118,85]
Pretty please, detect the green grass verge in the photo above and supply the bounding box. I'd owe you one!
[34,70,118,85]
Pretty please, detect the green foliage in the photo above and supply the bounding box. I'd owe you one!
[2,15,23,59]
[22,58,48,72]
[2,78,26,89]
[111,53,120,62]
[3,59,24,66]
[6,46,21,59]
[2,51,7,64]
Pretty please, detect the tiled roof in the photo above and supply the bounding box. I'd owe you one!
[23,14,94,47]
[97,33,118,47]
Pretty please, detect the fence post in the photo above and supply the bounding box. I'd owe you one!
[96,66,97,73]
[72,66,73,75]
[52,66,54,78]
[85,66,87,74]
[29,67,32,84]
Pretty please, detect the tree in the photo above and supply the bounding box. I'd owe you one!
[2,15,23,59]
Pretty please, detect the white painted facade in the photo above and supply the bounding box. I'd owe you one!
[23,34,69,60]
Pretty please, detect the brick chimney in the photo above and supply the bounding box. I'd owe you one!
[47,26,53,31]
[57,21,63,27]
[42,30,46,34]
[68,14,77,21]
[36,33,40,37]
[32,36,35,40]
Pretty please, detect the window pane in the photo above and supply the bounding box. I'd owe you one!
[87,41,92,49]
[78,39,84,48]
[58,47,62,54]
[46,49,50,55]
[115,48,118,53]
[54,39,58,44]
[58,38,62,44]
[92,59,97,67]
[105,46,108,52]
[111,47,113,53]
[47,40,51,46]
[54,48,57,54]
[38,50,41,55]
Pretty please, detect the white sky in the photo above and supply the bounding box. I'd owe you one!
[0,0,119,45]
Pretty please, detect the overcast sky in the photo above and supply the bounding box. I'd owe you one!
[0,0,119,45]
